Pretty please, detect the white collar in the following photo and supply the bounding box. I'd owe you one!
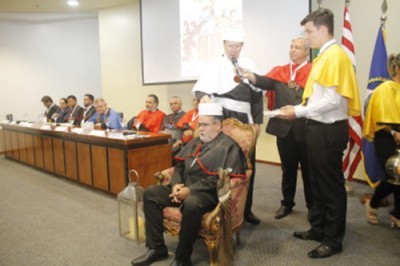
[319,39,336,55]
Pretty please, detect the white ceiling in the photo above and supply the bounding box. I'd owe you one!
[0,0,138,22]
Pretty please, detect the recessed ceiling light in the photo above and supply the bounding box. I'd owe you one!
[67,0,79,7]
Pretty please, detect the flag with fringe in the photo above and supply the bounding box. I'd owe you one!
[362,25,390,187]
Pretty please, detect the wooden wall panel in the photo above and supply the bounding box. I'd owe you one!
[127,144,171,189]
[10,131,20,160]
[108,148,125,194]
[53,138,65,176]
[18,133,27,163]
[24,134,35,166]
[0,129,5,155]
[91,145,108,191]
[4,130,12,158]
[33,136,44,169]
[42,137,54,173]
[64,141,78,180]
[77,143,92,186]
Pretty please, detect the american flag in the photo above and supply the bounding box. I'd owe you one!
[341,4,363,181]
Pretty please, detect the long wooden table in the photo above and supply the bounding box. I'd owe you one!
[0,123,172,194]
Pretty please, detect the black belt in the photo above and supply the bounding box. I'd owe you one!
[305,119,347,126]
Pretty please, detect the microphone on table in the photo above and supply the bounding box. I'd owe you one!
[231,57,243,83]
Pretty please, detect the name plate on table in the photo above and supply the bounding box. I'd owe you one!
[55,126,68,132]
[40,124,52,130]
[89,130,106,137]
[125,134,150,140]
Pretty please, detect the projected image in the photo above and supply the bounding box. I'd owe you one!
[180,0,243,77]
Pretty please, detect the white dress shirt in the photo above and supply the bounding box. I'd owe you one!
[294,39,348,123]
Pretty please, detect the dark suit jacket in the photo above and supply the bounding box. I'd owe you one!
[254,74,306,142]
[84,105,96,121]
[46,104,60,122]
[70,105,84,126]
[56,108,72,123]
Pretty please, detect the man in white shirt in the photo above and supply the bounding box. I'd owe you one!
[280,8,361,259]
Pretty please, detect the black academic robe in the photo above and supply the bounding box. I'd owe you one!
[172,132,247,204]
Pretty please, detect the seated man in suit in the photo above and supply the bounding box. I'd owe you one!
[83,93,96,122]
[87,98,122,130]
[160,96,186,144]
[131,103,247,266]
[54,98,71,123]
[67,95,84,126]
[172,97,199,151]
[130,94,166,132]
[41,95,60,122]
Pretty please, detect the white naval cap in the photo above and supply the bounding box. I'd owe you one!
[198,103,223,116]
[222,28,245,43]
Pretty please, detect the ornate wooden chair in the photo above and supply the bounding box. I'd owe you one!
[154,118,257,266]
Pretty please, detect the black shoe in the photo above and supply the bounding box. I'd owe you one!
[274,206,292,219]
[131,247,168,266]
[293,230,323,242]
[244,212,260,225]
[307,244,342,258]
[170,259,193,266]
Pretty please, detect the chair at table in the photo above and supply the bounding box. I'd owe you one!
[154,118,256,266]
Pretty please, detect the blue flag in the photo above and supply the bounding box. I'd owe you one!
[362,26,390,187]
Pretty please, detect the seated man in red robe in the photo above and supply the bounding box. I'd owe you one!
[130,94,166,132]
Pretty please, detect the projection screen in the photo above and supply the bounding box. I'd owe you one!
[141,0,310,85]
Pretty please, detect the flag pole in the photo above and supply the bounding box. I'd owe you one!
[381,0,387,28]
[316,0,323,9]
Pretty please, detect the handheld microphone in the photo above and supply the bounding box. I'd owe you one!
[231,57,242,83]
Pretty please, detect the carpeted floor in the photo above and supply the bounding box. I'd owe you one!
[0,157,399,266]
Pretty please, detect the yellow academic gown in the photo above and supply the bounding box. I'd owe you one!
[302,44,361,116]
[363,80,400,140]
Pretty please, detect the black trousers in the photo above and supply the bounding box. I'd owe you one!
[370,130,400,218]
[305,120,348,249]
[143,185,217,260]
[245,147,256,214]
[276,128,313,210]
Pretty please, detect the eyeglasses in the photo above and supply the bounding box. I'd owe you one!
[225,43,243,50]
[198,122,217,128]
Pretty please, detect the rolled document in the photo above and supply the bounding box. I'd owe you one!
[263,109,283,118]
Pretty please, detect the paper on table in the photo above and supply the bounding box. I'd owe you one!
[55,126,68,132]
[72,128,84,134]
[264,109,283,118]
[19,122,33,127]
[89,130,106,137]
[107,132,125,139]
[40,124,52,130]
